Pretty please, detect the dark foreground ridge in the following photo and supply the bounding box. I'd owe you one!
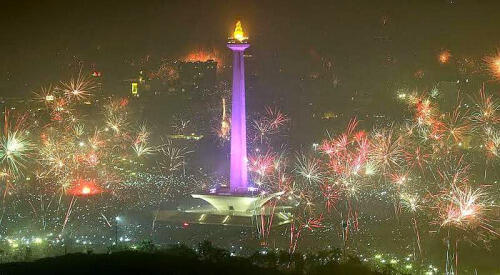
[0,241,383,274]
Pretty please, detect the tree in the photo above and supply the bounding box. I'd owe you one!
[197,240,229,263]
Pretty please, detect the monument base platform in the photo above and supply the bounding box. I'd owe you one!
[156,210,292,227]
[189,191,283,217]
[156,191,293,226]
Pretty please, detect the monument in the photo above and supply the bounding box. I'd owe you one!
[158,21,291,226]
[227,21,250,193]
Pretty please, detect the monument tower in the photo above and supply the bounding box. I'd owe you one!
[160,21,291,225]
[227,21,250,193]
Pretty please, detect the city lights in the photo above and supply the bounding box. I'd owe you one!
[0,3,497,274]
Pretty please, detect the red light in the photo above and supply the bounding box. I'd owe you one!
[81,186,91,194]
[67,179,103,196]
[120,98,129,107]
[182,222,189,228]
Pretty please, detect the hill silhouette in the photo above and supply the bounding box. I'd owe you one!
[0,241,383,274]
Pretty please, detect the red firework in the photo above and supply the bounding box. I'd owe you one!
[67,178,103,196]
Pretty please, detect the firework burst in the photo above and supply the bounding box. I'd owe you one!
[0,131,32,177]
[484,50,500,80]
[58,72,96,102]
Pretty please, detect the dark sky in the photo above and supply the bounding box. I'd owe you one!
[1,0,499,96]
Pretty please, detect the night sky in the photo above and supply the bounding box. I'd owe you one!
[0,1,498,272]
[1,0,499,97]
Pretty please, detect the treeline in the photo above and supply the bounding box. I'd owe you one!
[0,241,397,274]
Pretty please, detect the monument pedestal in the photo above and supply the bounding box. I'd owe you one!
[190,192,282,217]
[156,191,292,226]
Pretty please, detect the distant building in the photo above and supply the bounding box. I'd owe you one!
[178,60,217,96]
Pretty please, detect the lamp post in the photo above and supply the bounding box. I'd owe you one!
[115,216,121,245]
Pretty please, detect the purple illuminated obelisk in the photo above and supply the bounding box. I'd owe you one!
[228,21,249,193]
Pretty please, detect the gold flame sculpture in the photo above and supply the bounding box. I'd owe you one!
[233,21,247,42]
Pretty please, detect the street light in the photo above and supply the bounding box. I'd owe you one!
[115,216,121,245]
